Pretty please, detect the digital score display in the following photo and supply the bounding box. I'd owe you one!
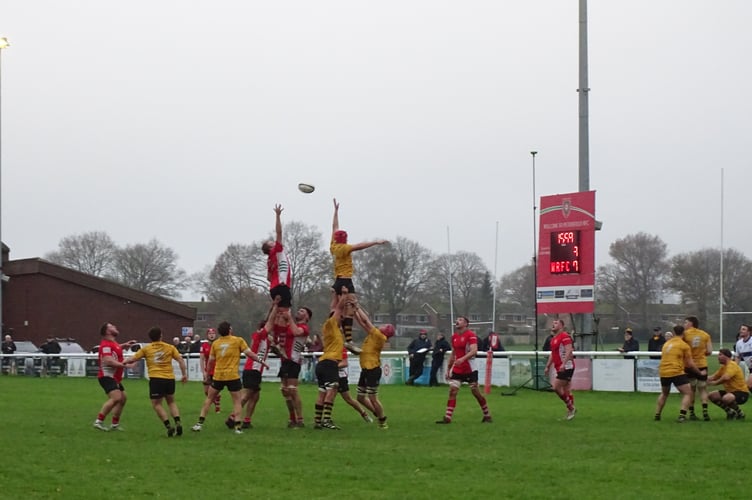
[550,231,580,274]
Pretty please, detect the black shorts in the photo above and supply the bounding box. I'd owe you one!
[332,277,355,295]
[270,285,292,308]
[660,374,690,388]
[556,368,575,381]
[211,378,243,393]
[719,390,749,405]
[449,370,479,384]
[149,378,175,399]
[358,367,382,389]
[316,359,339,387]
[98,377,124,394]
[277,359,302,379]
[242,369,262,391]
[338,376,350,393]
[685,367,708,381]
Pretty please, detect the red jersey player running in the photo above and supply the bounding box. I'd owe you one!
[543,319,577,420]
[435,316,492,424]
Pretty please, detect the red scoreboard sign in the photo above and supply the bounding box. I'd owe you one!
[536,191,596,314]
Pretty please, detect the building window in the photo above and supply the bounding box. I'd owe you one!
[417,315,427,324]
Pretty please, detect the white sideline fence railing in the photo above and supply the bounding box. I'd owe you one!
[0,350,709,393]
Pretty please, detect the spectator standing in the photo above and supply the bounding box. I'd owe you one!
[39,336,62,376]
[482,331,505,352]
[647,327,666,359]
[2,334,17,375]
[189,334,202,354]
[618,328,639,357]
[406,329,432,385]
[429,333,451,387]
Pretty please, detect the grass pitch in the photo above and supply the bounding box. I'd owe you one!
[0,376,746,499]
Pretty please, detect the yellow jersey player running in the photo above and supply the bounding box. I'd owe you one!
[124,327,187,437]
[330,198,388,351]
[191,321,268,434]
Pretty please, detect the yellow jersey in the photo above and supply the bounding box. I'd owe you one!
[683,327,711,368]
[210,335,249,381]
[711,360,749,394]
[130,341,182,380]
[319,315,344,363]
[360,326,386,370]
[659,337,691,378]
[330,241,354,278]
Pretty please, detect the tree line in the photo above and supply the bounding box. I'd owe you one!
[44,229,752,336]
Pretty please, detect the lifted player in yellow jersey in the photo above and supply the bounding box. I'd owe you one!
[124,326,187,437]
[331,198,388,352]
[707,348,749,420]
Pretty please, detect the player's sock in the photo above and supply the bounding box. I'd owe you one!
[323,401,334,422]
[342,316,354,344]
[688,405,695,416]
[477,396,490,416]
[654,413,661,421]
[97,413,106,422]
[444,398,457,421]
[111,416,120,426]
[173,416,181,425]
[198,416,206,424]
[314,404,324,424]
[163,419,171,428]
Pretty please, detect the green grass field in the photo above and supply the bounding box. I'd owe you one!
[0,376,745,499]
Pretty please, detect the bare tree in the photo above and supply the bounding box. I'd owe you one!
[204,243,266,300]
[609,232,669,331]
[426,251,490,318]
[282,221,330,307]
[354,236,434,324]
[499,261,535,312]
[667,248,752,329]
[45,230,117,277]
[111,239,188,298]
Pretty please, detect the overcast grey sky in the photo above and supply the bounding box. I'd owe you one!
[2,1,750,298]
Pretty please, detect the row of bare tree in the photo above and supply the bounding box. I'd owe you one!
[44,229,752,335]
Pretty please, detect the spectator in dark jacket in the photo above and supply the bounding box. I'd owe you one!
[406,329,432,385]
[39,336,62,376]
[647,327,666,359]
[618,328,639,359]
[429,333,451,386]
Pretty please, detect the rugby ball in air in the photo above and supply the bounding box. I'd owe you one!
[298,183,315,194]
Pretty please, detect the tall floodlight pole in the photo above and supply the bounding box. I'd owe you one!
[576,1,593,346]
[0,37,10,336]
[578,0,590,192]
[531,151,539,390]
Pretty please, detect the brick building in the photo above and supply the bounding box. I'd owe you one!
[2,257,196,350]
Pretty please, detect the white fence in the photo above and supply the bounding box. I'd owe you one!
[0,350,681,392]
